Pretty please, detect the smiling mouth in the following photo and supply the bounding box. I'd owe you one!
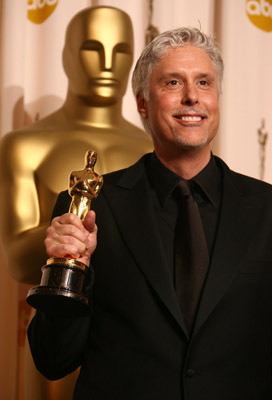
[179,116,202,121]
[173,114,206,122]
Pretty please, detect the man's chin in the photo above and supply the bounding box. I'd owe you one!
[174,135,209,150]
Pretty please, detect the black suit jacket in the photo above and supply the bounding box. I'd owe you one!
[28,154,272,400]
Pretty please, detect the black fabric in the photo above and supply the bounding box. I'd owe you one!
[174,180,210,334]
[28,154,272,400]
[146,152,222,272]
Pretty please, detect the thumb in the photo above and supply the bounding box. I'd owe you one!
[83,210,96,233]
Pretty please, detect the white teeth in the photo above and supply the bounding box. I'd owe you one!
[181,116,202,121]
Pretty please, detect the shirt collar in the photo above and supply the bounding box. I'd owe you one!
[146,151,221,207]
[146,152,181,207]
[191,154,221,207]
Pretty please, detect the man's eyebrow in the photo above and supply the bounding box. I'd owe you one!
[157,71,216,81]
[197,72,215,79]
[156,72,183,82]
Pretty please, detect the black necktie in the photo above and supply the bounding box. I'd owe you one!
[174,180,209,334]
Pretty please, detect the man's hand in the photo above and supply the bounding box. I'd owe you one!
[44,210,97,266]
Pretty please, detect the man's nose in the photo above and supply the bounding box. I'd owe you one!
[181,82,198,105]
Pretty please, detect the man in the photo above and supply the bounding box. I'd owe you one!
[28,27,272,400]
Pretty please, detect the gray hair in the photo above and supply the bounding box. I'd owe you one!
[132,27,224,101]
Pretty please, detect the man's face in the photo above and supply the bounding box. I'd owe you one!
[137,45,220,157]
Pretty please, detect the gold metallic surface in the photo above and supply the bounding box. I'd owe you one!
[26,150,103,310]
[0,6,152,285]
[68,150,103,220]
[46,257,88,272]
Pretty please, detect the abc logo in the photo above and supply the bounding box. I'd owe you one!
[27,0,59,24]
[246,0,272,32]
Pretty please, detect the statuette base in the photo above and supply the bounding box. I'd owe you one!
[27,257,92,317]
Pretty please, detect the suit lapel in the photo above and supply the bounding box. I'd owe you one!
[102,157,188,338]
[101,156,262,340]
[193,161,261,337]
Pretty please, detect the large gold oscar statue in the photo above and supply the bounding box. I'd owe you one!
[0,6,152,400]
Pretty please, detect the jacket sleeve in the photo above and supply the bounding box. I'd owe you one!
[51,190,71,219]
[27,190,90,380]
[27,310,90,380]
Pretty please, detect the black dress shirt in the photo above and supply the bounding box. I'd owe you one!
[146,152,222,275]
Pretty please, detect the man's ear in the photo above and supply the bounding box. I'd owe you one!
[136,95,148,119]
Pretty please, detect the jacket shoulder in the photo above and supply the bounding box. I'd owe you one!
[102,153,151,187]
[214,156,272,196]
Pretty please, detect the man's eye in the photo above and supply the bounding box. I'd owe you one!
[199,80,209,86]
[167,80,179,86]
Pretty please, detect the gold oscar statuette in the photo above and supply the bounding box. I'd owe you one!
[27,150,103,317]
